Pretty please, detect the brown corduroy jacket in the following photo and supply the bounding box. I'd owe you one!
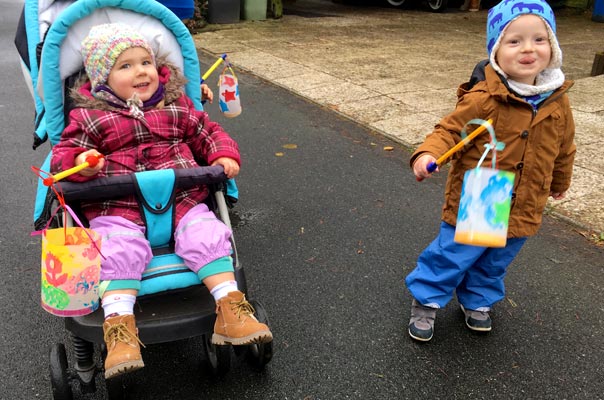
[410,64,576,238]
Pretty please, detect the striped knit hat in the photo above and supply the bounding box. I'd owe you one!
[81,23,155,93]
[486,0,562,70]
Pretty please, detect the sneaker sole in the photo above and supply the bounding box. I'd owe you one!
[105,360,145,379]
[408,327,433,342]
[464,322,492,332]
[460,305,492,332]
[212,330,273,346]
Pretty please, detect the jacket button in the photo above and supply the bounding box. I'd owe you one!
[516,162,524,170]
[520,130,529,138]
[155,203,162,210]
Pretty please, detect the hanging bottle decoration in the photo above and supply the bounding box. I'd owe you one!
[218,65,241,118]
[454,119,513,248]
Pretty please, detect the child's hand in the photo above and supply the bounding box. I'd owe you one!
[211,157,240,179]
[201,83,214,104]
[75,150,104,177]
[413,154,438,181]
[550,190,566,200]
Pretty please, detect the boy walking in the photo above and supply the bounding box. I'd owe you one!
[406,0,575,342]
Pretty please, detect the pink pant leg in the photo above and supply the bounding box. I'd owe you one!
[174,204,233,274]
[89,216,153,281]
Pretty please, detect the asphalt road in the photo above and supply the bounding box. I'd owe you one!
[1,0,603,399]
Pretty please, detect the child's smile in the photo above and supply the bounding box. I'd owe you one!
[518,56,536,64]
[132,81,153,96]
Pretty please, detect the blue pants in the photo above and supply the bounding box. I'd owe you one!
[405,222,527,310]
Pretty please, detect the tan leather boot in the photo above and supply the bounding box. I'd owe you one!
[103,314,145,379]
[212,291,273,346]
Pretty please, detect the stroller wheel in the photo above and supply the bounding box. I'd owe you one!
[49,343,74,400]
[203,334,231,377]
[244,300,273,370]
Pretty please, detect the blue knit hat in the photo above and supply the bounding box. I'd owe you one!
[486,0,562,69]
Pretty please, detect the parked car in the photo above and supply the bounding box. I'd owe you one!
[386,0,449,12]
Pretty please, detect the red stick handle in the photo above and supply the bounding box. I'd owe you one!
[85,154,104,167]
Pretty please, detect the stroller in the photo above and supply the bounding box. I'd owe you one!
[15,0,273,398]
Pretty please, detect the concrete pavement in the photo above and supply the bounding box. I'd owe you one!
[192,0,604,235]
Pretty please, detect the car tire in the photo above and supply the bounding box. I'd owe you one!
[426,0,448,12]
[386,0,406,6]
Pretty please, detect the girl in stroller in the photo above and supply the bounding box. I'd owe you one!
[50,22,273,380]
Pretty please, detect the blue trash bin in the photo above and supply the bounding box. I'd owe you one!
[594,0,604,22]
[156,0,195,20]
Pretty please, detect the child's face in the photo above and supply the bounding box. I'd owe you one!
[107,47,159,102]
[495,14,552,85]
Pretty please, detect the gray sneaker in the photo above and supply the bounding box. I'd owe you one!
[408,299,436,342]
[460,305,492,332]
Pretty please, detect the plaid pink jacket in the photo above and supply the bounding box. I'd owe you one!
[50,75,240,226]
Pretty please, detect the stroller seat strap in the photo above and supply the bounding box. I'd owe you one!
[134,170,176,247]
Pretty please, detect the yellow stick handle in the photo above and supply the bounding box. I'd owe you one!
[51,163,91,182]
[434,118,493,166]
[201,54,227,82]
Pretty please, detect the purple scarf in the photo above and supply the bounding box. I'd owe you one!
[92,83,165,111]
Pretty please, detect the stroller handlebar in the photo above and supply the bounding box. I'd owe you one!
[57,166,228,202]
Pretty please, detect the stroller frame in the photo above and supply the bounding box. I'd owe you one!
[51,168,271,399]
